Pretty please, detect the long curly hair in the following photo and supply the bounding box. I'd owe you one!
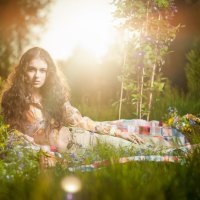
[1,47,70,131]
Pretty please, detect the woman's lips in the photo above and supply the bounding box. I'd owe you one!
[33,81,40,84]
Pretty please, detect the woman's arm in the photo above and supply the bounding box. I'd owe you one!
[63,101,144,144]
[63,101,100,132]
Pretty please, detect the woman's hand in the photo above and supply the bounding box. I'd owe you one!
[116,131,144,144]
[23,134,39,146]
[95,123,144,144]
[108,125,144,144]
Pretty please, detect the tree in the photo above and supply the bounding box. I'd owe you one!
[185,38,200,99]
[113,0,179,120]
[0,0,53,78]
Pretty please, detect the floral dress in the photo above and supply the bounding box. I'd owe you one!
[22,100,139,153]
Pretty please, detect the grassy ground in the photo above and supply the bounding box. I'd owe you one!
[0,145,200,200]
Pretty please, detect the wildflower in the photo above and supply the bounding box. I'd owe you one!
[168,117,174,125]
[189,119,196,126]
[173,116,179,123]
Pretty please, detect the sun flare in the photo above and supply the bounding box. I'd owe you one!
[38,0,116,60]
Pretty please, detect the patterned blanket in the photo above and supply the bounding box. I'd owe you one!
[68,119,195,171]
[107,119,189,146]
[18,119,197,171]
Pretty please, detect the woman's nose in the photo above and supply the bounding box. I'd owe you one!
[35,70,40,78]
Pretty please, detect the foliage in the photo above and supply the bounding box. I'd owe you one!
[0,116,40,185]
[185,37,200,99]
[163,107,200,143]
[0,0,53,78]
[112,0,179,120]
[150,80,200,121]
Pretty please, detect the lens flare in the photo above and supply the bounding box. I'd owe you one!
[61,175,82,193]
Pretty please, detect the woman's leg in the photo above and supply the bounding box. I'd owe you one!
[55,127,172,153]
[70,127,137,149]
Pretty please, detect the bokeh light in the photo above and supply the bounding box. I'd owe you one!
[61,175,82,193]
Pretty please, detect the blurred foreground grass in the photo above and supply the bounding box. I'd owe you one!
[0,138,200,200]
[1,150,200,200]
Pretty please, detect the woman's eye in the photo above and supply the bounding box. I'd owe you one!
[27,68,35,72]
[40,69,47,73]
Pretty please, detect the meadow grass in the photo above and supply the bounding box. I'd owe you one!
[72,84,200,123]
[151,86,200,120]
[0,142,200,200]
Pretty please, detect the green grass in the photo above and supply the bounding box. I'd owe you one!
[150,86,200,120]
[72,98,143,121]
[0,145,200,200]
[72,84,200,123]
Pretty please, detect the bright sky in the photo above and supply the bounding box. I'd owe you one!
[38,0,116,60]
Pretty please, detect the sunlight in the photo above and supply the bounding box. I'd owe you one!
[38,0,115,60]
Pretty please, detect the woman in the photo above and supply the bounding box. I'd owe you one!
[1,47,145,153]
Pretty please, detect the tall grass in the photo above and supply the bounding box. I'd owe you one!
[72,98,133,121]
[0,143,200,200]
[150,84,200,121]
[72,82,200,123]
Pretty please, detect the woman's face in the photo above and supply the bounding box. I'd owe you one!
[26,57,48,89]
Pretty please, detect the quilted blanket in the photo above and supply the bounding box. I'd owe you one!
[19,119,197,171]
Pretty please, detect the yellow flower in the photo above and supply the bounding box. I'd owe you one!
[168,117,174,125]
